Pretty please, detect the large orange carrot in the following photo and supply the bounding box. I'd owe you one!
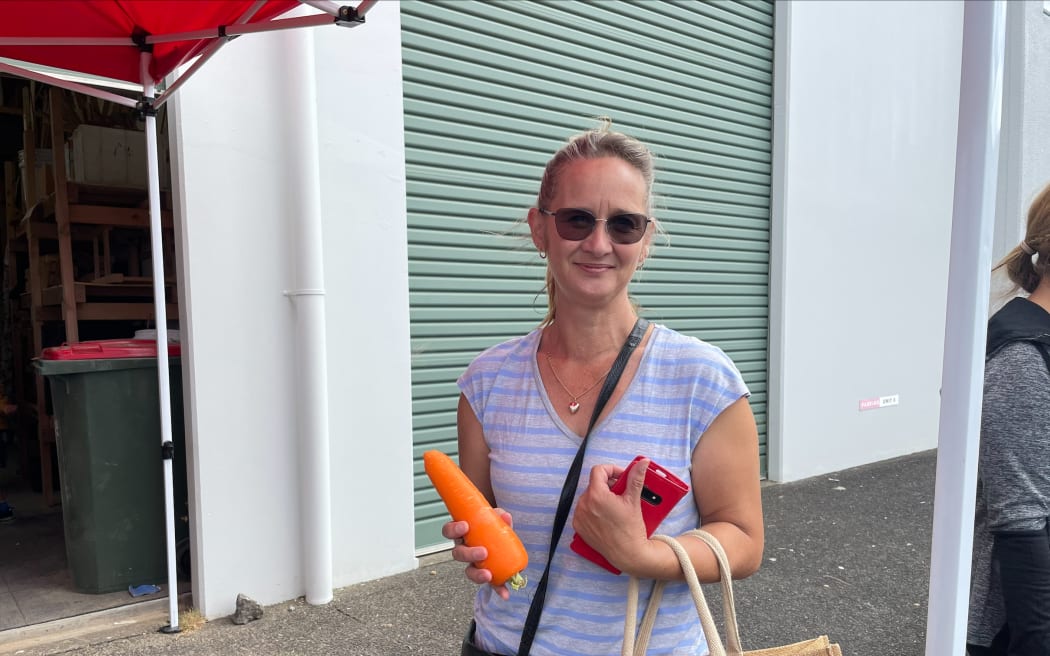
[423,450,528,590]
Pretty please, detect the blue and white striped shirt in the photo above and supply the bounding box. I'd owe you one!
[458,323,750,656]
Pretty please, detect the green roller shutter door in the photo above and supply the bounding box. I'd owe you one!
[403,0,774,551]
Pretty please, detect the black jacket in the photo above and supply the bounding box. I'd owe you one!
[983,297,1050,656]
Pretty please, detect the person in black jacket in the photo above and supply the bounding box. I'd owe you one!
[968,181,1050,656]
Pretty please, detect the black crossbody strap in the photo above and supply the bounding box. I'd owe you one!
[517,317,649,656]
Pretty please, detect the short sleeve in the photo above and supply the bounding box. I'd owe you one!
[979,342,1050,532]
[695,343,751,438]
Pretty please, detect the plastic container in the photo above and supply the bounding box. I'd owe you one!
[36,339,187,594]
[133,329,180,343]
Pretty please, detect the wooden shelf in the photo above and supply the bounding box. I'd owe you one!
[36,302,178,323]
[17,218,107,241]
[15,183,173,238]
[9,86,179,507]
[70,204,173,228]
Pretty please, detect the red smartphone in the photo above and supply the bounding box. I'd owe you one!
[570,455,690,574]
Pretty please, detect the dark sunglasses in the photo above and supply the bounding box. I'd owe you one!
[538,207,652,245]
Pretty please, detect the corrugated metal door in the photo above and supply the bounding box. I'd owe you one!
[403,0,774,551]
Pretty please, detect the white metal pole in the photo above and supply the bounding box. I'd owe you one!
[298,0,343,16]
[354,0,380,17]
[153,41,225,110]
[144,13,335,45]
[281,28,333,606]
[0,61,138,107]
[0,37,131,46]
[925,1,1006,654]
[140,52,180,634]
[154,0,269,110]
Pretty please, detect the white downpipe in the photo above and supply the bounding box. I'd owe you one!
[140,53,180,632]
[925,1,1006,654]
[281,28,333,605]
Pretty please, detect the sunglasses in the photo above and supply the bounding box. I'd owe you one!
[538,207,652,245]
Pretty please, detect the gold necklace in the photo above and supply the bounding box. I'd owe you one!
[544,353,609,414]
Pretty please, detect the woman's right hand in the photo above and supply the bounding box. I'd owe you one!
[441,510,514,601]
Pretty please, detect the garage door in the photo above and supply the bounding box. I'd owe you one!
[402,0,774,551]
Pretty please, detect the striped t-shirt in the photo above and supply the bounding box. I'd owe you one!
[457,323,750,656]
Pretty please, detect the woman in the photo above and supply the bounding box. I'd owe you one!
[968,181,1050,656]
[443,127,764,656]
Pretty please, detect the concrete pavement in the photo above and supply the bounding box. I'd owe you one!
[4,450,938,655]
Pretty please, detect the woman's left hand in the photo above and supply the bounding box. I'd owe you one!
[571,459,655,574]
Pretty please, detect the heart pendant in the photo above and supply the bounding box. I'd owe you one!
[568,401,580,414]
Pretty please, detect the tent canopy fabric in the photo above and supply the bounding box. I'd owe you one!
[0,1,303,84]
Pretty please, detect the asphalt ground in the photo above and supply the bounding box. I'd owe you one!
[5,449,937,656]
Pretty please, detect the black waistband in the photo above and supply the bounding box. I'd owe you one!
[461,620,508,656]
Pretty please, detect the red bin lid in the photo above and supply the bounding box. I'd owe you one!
[40,339,181,360]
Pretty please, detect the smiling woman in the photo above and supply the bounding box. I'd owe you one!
[442,126,764,656]
[528,154,652,323]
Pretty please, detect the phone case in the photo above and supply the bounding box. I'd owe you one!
[570,455,690,574]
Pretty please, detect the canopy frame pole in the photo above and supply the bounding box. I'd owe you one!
[152,43,227,110]
[144,13,340,46]
[0,37,131,46]
[0,3,371,50]
[0,14,332,49]
[137,50,181,635]
[297,0,376,20]
[153,0,269,110]
[299,0,343,16]
[0,60,137,108]
[925,1,1007,653]
[351,0,379,17]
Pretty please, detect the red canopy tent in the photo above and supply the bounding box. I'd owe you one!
[1,1,308,84]
[0,0,375,633]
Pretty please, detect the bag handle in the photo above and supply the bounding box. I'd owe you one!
[623,529,743,656]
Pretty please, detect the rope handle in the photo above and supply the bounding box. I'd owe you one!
[623,529,744,656]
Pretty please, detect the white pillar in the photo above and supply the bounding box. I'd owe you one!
[925,1,1006,653]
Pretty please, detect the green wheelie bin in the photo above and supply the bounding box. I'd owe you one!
[36,339,187,594]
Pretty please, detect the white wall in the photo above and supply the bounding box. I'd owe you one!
[312,8,418,589]
[169,3,415,618]
[993,0,1050,297]
[768,1,965,481]
[1018,2,1050,215]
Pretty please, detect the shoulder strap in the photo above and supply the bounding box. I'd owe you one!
[517,317,649,656]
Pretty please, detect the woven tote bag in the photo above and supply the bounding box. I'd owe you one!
[623,529,842,656]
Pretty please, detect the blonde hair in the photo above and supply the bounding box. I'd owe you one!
[535,124,657,327]
[995,181,1050,294]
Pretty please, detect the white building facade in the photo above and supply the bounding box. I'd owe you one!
[167,1,1050,618]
